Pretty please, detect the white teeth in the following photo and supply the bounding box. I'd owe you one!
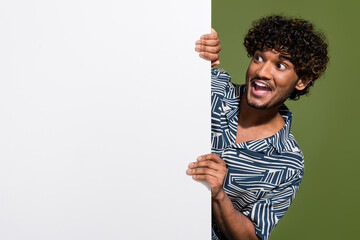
[255,82,267,87]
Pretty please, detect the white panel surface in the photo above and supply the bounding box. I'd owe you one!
[0,1,211,239]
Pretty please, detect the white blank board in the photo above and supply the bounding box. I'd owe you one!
[0,1,211,239]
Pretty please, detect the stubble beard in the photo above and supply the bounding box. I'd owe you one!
[244,79,298,110]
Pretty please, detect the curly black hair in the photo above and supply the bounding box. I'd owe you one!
[244,15,329,100]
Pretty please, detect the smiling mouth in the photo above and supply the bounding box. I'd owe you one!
[251,80,273,96]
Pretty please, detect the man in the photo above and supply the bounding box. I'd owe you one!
[187,15,329,240]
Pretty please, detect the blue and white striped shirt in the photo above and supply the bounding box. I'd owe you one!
[211,68,304,240]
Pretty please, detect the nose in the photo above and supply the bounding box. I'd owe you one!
[256,62,272,79]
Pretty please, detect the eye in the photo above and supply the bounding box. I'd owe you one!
[276,62,287,70]
[253,54,263,62]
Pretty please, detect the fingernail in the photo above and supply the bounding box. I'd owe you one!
[197,156,203,160]
[187,168,192,173]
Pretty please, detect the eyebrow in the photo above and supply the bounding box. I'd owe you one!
[278,54,293,63]
[257,49,294,63]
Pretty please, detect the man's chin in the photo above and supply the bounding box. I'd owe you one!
[245,92,268,110]
[246,99,269,110]
[245,94,284,110]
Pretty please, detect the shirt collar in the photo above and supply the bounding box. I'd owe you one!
[267,105,292,154]
[223,84,293,154]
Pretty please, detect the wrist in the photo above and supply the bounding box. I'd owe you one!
[212,189,227,202]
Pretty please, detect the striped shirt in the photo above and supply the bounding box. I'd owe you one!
[211,68,304,240]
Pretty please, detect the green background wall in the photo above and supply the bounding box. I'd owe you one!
[211,0,359,239]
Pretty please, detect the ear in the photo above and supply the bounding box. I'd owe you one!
[295,77,312,91]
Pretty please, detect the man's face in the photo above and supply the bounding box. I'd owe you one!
[245,49,300,109]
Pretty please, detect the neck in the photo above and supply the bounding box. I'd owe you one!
[238,95,284,129]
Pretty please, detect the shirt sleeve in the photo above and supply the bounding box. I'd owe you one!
[211,68,234,153]
[211,68,232,97]
[241,169,303,240]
